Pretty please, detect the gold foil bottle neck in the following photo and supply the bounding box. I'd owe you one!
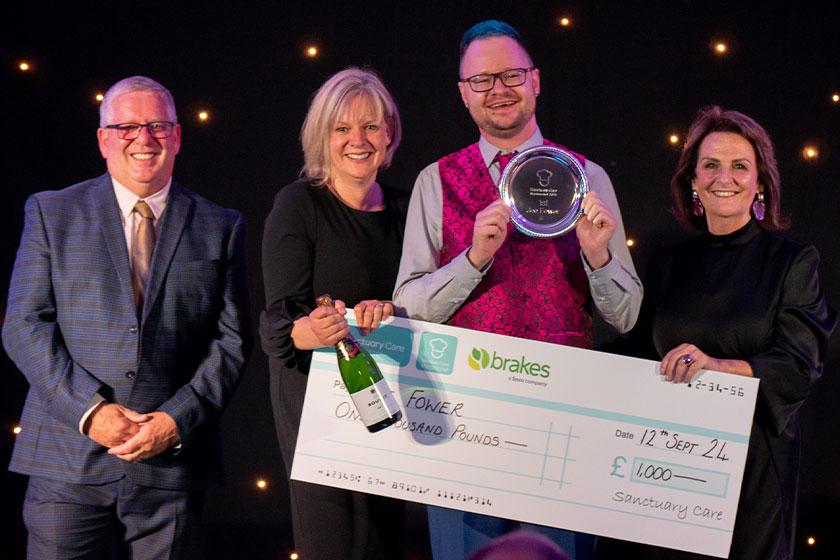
[315,294,334,308]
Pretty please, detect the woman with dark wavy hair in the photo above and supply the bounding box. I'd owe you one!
[597,106,836,559]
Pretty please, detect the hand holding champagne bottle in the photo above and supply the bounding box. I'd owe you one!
[315,295,402,433]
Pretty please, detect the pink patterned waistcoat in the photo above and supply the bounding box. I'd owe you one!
[439,140,593,348]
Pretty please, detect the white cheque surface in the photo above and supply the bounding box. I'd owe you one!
[291,317,758,558]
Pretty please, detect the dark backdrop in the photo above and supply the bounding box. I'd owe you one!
[2,1,838,558]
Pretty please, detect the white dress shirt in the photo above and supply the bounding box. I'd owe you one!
[78,178,171,434]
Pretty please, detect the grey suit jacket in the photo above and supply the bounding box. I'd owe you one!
[3,174,252,490]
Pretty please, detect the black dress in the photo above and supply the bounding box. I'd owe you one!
[260,178,409,560]
[596,220,836,560]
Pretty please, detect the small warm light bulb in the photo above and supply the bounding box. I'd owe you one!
[558,17,571,27]
[669,134,680,145]
[13,425,22,435]
[306,46,319,58]
[714,42,728,55]
[198,111,209,122]
[290,553,300,560]
[802,146,818,160]
[256,478,268,490]
[806,536,816,546]
[95,93,105,103]
[626,239,635,248]
[19,61,31,71]
[832,93,839,103]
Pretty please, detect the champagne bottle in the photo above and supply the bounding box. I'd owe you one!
[315,294,402,432]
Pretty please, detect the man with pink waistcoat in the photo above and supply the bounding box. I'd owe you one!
[393,20,642,560]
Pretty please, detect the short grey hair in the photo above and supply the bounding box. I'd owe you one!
[300,67,402,185]
[99,76,177,127]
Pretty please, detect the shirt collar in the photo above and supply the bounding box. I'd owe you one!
[478,127,544,168]
[111,178,172,221]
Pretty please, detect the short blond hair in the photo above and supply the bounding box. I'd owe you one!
[300,67,402,185]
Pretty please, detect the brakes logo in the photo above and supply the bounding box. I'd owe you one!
[467,348,490,370]
[467,347,550,378]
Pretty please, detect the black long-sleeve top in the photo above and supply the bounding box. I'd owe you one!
[260,178,409,374]
[603,220,836,560]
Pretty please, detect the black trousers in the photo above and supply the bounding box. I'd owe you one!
[270,363,406,560]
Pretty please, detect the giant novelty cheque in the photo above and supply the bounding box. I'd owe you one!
[292,316,758,558]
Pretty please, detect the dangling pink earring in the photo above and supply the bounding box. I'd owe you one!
[752,192,765,221]
[692,190,704,217]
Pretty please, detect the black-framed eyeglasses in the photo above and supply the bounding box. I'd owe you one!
[103,121,177,140]
[459,67,535,92]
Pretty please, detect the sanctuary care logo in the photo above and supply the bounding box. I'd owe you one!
[467,347,551,378]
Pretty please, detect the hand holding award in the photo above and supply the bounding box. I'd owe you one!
[576,190,617,269]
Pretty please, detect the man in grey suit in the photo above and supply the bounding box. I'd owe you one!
[3,75,252,558]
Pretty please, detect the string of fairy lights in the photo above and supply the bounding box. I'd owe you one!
[8,14,837,559]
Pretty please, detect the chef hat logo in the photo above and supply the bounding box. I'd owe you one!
[536,169,553,187]
[427,337,449,359]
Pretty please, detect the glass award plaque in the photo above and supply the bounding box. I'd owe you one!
[498,146,589,238]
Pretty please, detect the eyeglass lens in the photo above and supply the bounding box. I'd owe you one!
[112,122,174,139]
[468,69,528,92]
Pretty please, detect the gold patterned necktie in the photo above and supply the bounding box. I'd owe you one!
[131,200,156,314]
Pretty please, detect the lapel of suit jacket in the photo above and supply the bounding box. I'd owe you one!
[90,174,135,310]
[142,181,193,321]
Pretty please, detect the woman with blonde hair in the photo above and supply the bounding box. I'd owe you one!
[260,67,408,559]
